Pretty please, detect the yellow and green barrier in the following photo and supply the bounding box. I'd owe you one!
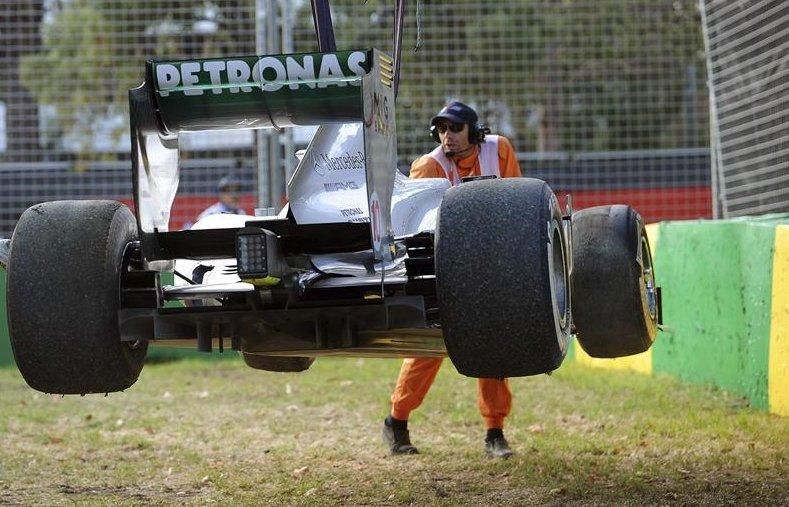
[573,214,789,416]
[769,225,789,416]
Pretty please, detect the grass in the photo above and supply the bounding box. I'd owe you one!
[0,354,787,506]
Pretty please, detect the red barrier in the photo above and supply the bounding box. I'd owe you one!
[119,195,258,231]
[120,186,711,231]
[556,186,712,223]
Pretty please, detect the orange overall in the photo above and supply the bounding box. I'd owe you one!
[390,136,522,430]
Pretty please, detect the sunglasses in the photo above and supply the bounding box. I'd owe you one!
[435,122,465,134]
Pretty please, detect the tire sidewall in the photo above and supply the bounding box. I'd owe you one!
[546,194,571,357]
[634,218,658,341]
[105,206,149,371]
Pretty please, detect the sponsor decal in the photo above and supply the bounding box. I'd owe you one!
[324,181,362,192]
[340,207,365,217]
[365,90,392,137]
[156,51,368,96]
[314,151,365,176]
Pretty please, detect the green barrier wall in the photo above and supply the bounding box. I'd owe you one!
[0,270,12,367]
[653,219,776,410]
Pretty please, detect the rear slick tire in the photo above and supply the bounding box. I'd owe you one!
[7,200,148,394]
[571,205,658,358]
[436,178,571,378]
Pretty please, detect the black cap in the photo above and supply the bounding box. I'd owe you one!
[431,101,478,127]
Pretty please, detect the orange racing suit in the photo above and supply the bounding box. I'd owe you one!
[390,135,522,429]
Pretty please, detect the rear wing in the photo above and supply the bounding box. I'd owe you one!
[128,48,396,260]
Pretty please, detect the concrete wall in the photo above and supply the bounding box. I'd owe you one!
[574,216,789,416]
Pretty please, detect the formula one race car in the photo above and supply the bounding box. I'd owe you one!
[0,6,659,396]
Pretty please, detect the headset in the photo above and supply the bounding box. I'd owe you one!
[430,122,490,145]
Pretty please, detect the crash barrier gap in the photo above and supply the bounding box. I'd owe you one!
[1,216,787,416]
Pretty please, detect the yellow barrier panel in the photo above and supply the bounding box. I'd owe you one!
[768,225,789,416]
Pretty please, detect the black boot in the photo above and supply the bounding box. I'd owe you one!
[382,416,419,455]
[485,429,514,459]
